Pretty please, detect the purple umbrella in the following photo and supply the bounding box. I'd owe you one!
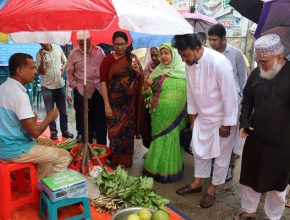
[182,12,218,33]
[255,0,290,55]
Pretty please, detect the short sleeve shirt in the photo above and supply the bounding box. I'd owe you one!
[0,78,36,159]
[36,45,67,89]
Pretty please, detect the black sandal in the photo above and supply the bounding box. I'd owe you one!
[233,213,256,220]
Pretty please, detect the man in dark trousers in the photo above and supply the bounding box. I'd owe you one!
[66,31,107,144]
[36,44,74,140]
[235,34,290,220]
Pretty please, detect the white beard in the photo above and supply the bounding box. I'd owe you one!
[260,59,283,80]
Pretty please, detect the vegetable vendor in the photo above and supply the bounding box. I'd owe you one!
[0,53,71,179]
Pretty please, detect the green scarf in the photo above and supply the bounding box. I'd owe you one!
[150,43,186,80]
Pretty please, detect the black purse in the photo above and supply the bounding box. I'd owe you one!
[180,124,193,155]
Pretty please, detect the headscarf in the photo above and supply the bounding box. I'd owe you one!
[150,43,186,80]
[254,34,283,57]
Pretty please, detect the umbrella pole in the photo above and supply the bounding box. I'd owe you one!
[81,30,90,174]
[81,84,90,174]
[80,30,104,173]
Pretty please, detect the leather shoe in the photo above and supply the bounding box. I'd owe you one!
[200,193,216,208]
[233,213,256,220]
[176,184,202,195]
[62,131,74,139]
[225,166,233,182]
[50,133,58,140]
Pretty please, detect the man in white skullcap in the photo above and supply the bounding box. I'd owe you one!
[235,34,290,220]
[66,30,107,144]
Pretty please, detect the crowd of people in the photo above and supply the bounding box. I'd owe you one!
[0,24,289,220]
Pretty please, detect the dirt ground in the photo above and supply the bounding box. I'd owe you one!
[128,139,290,220]
[37,105,290,220]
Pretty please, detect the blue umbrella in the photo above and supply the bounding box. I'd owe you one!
[130,31,173,49]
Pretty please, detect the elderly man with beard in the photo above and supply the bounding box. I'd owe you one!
[235,34,290,220]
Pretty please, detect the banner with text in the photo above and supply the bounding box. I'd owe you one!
[197,0,248,37]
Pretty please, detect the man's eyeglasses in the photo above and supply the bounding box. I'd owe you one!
[254,55,279,66]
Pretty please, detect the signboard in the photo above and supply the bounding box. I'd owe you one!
[198,0,232,18]
[217,13,248,37]
[223,0,231,8]
[196,0,249,37]
[172,0,190,13]
[0,37,40,66]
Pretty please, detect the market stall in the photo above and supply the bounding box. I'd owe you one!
[17,127,192,220]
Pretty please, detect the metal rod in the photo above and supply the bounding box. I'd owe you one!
[81,30,90,174]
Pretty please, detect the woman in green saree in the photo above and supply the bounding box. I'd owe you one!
[143,43,187,183]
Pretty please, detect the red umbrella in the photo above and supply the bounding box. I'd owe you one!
[0,0,115,33]
[70,17,132,46]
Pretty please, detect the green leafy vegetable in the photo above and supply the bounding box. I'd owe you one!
[56,138,77,150]
[92,167,169,212]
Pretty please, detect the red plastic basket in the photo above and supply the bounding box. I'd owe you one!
[70,144,111,170]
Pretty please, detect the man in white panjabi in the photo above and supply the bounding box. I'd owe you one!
[208,23,247,182]
[173,34,238,208]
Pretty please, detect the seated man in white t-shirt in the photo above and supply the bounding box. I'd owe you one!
[0,53,71,180]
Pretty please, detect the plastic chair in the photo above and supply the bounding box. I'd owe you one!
[33,74,42,109]
[0,75,8,85]
[0,162,39,220]
[35,83,42,109]
[39,192,91,220]
[25,83,34,107]
[0,67,9,86]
